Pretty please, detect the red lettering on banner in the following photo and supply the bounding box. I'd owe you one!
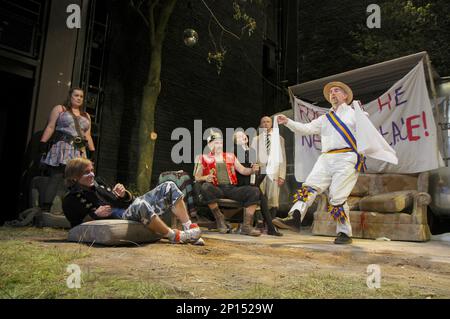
[406,115,421,141]
[378,93,392,112]
[422,112,429,137]
[380,113,429,145]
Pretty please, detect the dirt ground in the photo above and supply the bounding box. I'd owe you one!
[10,226,450,299]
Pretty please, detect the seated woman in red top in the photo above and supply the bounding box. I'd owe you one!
[193,132,261,236]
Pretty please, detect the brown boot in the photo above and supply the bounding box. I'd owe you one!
[241,210,261,237]
[211,207,228,234]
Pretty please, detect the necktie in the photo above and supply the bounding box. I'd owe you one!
[266,133,271,154]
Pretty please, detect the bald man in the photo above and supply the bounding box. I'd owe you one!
[250,116,287,219]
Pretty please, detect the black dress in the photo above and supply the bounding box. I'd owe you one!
[233,144,281,236]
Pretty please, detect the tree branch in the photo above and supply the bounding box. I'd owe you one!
[155,0,177,40]
[130,0,150,29]
[200,0,241,41]
[148,0,159,43]
[208,19,218,52]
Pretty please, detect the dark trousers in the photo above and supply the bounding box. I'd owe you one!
[44,165,65,205]
[200,183,260,207]
[253,173,277,231]
[259,191,278,232]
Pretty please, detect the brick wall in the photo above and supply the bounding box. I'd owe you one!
[98,1,264,189]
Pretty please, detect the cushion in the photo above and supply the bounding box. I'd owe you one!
[347,196,361,210]
[359,190,417,213]
[373,174,418,195]
[68,219,165,246]
[350,175,370,196]
[40,212,71,229]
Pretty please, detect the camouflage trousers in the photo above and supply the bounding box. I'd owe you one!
[118,181,184,226]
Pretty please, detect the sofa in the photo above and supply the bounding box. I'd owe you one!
[312,172,432,242]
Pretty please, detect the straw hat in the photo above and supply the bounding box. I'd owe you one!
[323,81,353,104]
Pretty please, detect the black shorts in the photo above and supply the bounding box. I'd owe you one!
[199,183,260,207]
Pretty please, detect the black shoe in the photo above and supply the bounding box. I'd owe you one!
[272,215,300,232]
[334,232,353,245]
[256,221,265,231]
[267,226,284,237]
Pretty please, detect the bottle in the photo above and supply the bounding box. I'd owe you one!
[250,172,256,185]
[249,162,259,185]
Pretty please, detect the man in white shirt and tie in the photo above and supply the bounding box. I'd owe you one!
[251,116,287,220]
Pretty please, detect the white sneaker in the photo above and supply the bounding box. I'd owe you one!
[191,238,206,246]
[170,224,202,244]
[185,223,202,242]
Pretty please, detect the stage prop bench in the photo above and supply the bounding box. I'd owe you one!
[312,172,431,242]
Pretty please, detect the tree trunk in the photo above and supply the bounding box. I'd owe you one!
[136,0,177,194]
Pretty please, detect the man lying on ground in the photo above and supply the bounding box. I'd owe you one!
[62,158,204,245]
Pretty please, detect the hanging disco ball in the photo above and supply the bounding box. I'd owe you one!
[183,29,199,47]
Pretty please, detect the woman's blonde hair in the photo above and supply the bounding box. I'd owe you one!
[65,158,93,187]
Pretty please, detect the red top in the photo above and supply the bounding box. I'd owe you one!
[200,152,238,186]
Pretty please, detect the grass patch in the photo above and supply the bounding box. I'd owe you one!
[0,240,90,298]
[0,227,444,299]
[0,228,186,299]
[240,273,431,299]
[0,226,67,240]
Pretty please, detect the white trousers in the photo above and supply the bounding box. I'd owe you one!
[291,152,358,236]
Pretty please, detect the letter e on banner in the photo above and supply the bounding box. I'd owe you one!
[406,115,421,141]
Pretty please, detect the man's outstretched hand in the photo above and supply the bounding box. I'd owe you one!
[277,114,289,125]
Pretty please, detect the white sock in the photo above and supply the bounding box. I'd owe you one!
[182,220,192,231]
[166,229,176,241]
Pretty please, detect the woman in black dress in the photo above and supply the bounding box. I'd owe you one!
[234,131,283,236]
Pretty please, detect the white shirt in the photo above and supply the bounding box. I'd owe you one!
[250,130,287,179]
[285,103,356,153]
[251,130,272,166]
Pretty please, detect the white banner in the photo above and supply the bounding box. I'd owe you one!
[293,60,444,182]
[292,99,327,181]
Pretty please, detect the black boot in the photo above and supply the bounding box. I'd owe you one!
[267,225,283,237]
[269,207,278,219]
[334,232,353,245]
[272,215,300,232]
[259,194,282,236]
